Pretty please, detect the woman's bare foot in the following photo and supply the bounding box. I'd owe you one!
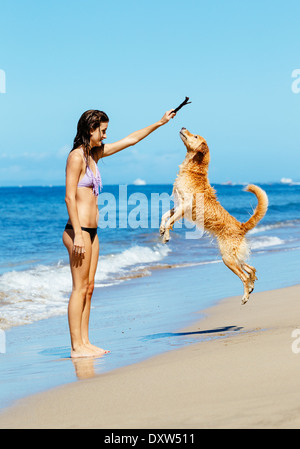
[84,341,110,356]
[71,345,98,359]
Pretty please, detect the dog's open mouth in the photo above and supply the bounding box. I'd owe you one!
[180,130,187,140]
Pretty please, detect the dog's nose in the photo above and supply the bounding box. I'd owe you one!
[181,127,186,131]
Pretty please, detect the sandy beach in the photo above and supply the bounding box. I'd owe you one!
[0,282,300,429]
[1,0,300,432]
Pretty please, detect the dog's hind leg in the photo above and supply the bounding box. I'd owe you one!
[160,208,174,236]
[242,263,258,294]
[222,256,251,305]
[243,262,257,279]
[161,206,184,243]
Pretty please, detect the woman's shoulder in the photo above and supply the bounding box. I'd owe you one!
[67,148,85,167]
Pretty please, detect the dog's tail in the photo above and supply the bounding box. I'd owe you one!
[241,184,268,233]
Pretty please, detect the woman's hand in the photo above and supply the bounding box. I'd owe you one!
[160,109,176,125]
[73,233,86,257]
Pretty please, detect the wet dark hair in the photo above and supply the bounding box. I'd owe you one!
[71,109,109,160]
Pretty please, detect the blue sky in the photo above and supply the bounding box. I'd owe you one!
[0,0,299,186]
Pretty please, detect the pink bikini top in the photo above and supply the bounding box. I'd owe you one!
[77,149,102,196]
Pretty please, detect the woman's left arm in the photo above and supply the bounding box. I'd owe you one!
[101,109,175,158]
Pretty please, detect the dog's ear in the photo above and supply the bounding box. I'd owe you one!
[192,141,209,164]
[192,151,204,164]
[197,141,209,154]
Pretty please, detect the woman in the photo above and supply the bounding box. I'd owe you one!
[63,108,176,358]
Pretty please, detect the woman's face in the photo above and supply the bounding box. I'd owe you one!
[90,121,108,146]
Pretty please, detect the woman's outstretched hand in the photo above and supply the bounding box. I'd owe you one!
[160,109,176,125]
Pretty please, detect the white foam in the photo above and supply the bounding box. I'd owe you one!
[0,244,171,330]
[249,223,284,235]
[249,219,300,235]
[0,263,71,330]
[249,236,284,250]
[96,244,170,279]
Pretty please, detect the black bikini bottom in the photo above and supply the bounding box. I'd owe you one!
[65,224,98,243]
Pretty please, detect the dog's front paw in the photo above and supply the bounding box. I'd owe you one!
[162,232,170,244]
[159,225,165,236]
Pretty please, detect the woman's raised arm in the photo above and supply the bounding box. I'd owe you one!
[101,109,176,158]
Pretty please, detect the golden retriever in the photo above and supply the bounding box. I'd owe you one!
[160,128,268,305]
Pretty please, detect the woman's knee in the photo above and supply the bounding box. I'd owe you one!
[86,281,95,298]
[73,281,89,297]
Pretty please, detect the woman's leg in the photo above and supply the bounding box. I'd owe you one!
[63,228,95,358]
[81,234,109,354]
[81,234,98,345]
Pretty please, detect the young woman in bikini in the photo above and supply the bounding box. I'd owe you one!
[63,108,176,358]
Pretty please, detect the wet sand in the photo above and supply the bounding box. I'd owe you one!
[1,283,300,429]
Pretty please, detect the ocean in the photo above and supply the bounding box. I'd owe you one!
[0,182,299,409]
[0,182,299,330]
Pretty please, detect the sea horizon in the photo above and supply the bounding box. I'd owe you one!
[1,178,300,188]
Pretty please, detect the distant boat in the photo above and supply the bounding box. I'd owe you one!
[221,181,233,185]
[133,178,146,186]
[280,177,293,184]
